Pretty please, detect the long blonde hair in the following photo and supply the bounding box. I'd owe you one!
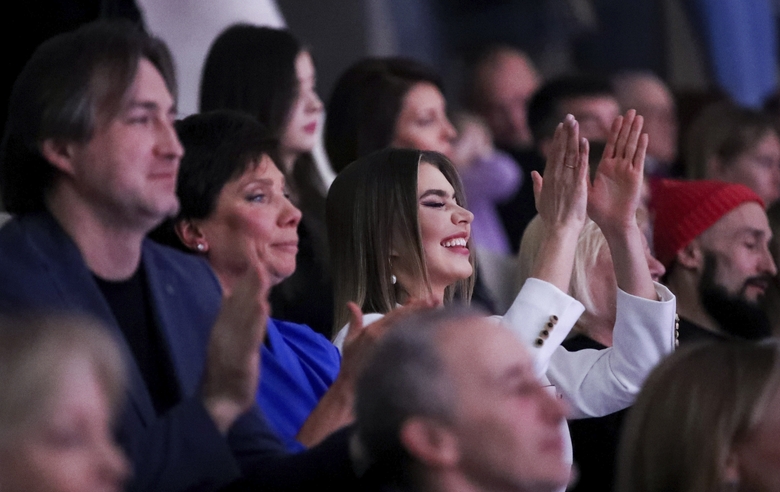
[617,341,780,492]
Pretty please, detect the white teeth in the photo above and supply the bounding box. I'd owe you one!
[442,238,467,248]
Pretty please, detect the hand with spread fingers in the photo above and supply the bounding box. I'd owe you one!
[588,109,657,300]
[528,114,590,293]
[588,109,648,234]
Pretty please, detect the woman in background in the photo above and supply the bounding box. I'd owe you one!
[201,25,332,336]
[618,341,780,492]
[0,314,129,492]
[325,57,456,173]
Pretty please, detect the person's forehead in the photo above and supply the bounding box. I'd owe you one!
[626,78,673,106]
[702,202,771,244]
[94,58,174,125]
[482,53,538,96]
[561,95,619,114]
[418,162,453,190]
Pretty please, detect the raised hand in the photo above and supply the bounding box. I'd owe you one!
[201,262,271,434]
[587,109,648,234]
[528,114,590,293]
[532,114,590,234]
[587,109,657,300]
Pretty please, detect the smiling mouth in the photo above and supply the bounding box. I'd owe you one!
[441,237,468,248]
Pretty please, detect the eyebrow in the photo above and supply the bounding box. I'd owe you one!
[126,100,178,116]
[419,189,450,200]
[240,177,274,189]
[734,227,771,240]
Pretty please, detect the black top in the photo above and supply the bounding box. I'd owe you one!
[677,316,731,344]
[496,147,545,253]
[563,333,627,492]
[94,266,180,414]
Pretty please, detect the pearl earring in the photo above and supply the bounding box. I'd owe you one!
[196,243,205,252]
[391,274,397,285]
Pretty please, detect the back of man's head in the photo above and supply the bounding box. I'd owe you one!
[527,75,615,146]
[355,309,460,484]
[0,20,175,215]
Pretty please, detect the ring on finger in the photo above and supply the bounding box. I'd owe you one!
[564,164,576,169]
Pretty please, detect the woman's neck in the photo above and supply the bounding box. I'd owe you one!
[396,282,445,307]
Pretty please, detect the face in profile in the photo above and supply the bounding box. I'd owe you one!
[715,130,780,207]
[55,58,183,230]
[0,356,129,492]
[279,51,324,162]
[391,82,457,158]
[189,155,302,288]
[393,163,473,298]
[697,202,777,305]
[440,318,569,490]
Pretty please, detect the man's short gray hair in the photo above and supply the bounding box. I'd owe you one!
[355,306,485,476]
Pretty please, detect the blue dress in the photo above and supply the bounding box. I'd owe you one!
[257,318,341,451]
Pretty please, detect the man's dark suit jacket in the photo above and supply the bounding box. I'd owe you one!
[0,212,354,492]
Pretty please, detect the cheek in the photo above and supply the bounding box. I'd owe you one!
[209,209,274,259]
[13,443,87,492]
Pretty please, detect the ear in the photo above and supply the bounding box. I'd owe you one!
[40,138,77,175]
[399,417,459,468]
[175,220,209,253]
[676,239,704,270]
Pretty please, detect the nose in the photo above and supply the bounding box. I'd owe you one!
[156,118,184,161]
[452,204,474,225]
[306,89,324,115]
[281,195,303,228]
[442,115,457,142]
[762,246,778,277]
[646,250,666,282]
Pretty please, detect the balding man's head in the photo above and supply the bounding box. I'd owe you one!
[467,47,540,149]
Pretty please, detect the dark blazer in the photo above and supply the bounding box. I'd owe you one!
[0,212,355,492]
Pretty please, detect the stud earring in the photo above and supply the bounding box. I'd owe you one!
[391,274,397,285]
[196,243,206,252]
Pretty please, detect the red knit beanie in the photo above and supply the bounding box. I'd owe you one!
[650,179,765,268]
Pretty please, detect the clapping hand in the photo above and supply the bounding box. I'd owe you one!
[202,262,271,434]
[532,114,590,235]
[587,109,648,234]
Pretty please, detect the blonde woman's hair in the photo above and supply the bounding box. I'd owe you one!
[517,215,608,331]
[0,313,126,446]
[617,341,780,492]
